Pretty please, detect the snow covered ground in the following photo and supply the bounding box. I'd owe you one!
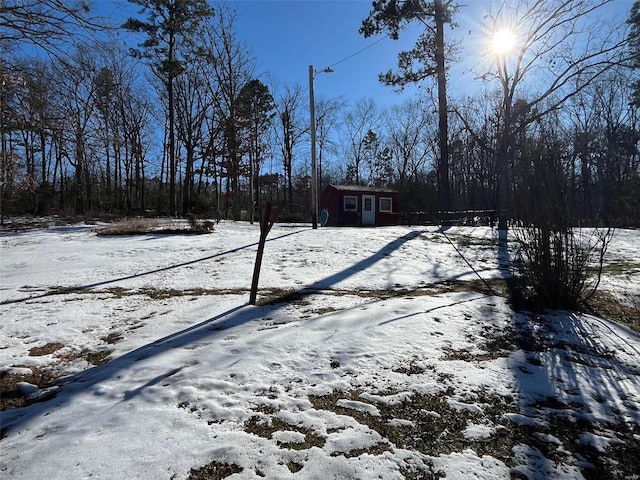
[1,221,639,479]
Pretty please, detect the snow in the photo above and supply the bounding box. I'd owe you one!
[463,423,494,441]
[1,222,639,479]
[335,399,381,416]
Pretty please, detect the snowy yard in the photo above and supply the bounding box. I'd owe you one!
[1,221,639,479]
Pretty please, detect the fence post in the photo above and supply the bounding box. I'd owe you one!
[249,202,281,305]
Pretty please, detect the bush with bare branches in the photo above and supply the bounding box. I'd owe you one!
[513,225,614,310]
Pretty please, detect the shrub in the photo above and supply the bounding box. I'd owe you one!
[513,225,614,310]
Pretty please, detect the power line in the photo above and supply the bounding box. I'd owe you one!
[326,33,391,70]
[325,14,418,70]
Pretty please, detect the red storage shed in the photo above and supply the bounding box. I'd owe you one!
[320,185,399,227]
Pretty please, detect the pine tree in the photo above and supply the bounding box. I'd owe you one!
[360,0,458,216]
[123,0,214,216]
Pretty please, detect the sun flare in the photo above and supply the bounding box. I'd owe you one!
[492,29,515,54]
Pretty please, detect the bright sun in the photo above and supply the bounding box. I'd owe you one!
[492,29,516,54]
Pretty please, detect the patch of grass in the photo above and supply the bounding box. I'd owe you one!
[597,261,640,276]
[103,287,128,298]
[286,461,303,473]
[582,290,640,333]
[257,281,507,308]
[101,332,123,344]
[137,287,187,300]
[578,421,640,480]
[399,462,446,480]
[309,387,480,457]
[250,403,278,415]
[441,346,479,361]
[136,287,245,300]
[308,383,640,479]
[244,413,325,450]
[309,387,516,459]
[476,326,518,359]
[94,219,159,235]
[45,285,82,296]
[28,342,64,356]
[306,306,341,316]
[85,350,111,365]
[187,461,242,480]
[95,219,214,236]
[454,235,498,248]
[0,367,60,412]
[392,357,427,375]
[441,339,514,362]
[45,286,247,301]
[255,289,303,305]
[330,441,391,458]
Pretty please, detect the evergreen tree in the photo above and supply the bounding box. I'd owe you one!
[236,79,275,221]
[123,0,214,216]
[360,0,458,216]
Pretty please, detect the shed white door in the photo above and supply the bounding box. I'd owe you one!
[362,195,375,225]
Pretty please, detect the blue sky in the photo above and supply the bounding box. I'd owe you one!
[230,0,423,106]
[229,0,634,106]
[99,0,633,107]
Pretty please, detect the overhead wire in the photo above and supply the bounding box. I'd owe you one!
[322,11,412,70]
[326,33,392,70]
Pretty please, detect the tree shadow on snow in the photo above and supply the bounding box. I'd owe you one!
[260,229,427,302]
[0,228,428,436]
[506,308,640,477]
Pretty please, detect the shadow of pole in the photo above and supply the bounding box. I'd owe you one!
[0,228,428,435]
[0,229,305,306]
[256,229,427,304]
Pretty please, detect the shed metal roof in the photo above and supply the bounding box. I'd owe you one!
[327,184,398,194]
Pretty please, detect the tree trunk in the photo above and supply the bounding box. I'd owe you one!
[435,0,450,217]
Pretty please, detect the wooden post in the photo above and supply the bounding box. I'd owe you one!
[249,202,281,305]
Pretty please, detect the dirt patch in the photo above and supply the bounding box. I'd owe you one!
[95,219,214,236]
[187,461,242,480]
[28,342,64,356]
[0,367,60,412]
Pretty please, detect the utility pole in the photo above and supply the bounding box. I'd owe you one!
[308,65,333,229]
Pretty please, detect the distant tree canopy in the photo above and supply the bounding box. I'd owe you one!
[0,0,638,228]
[0,0,102,58]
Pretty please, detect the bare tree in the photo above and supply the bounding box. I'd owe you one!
[174,56,212,214]
[236,79,275,222]
[202,2,255,220]
[0,0,105,59]
[53,46,103,214]
[479,0,629,233]
[123,0,214,217]
[273,83,306,204]
[342,98,379,185]
[92,44,152,212]
[361,0,458,215]
[314,96,345,192]
[384,98,434,217]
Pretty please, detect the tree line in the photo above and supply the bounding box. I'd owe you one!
[1,0,639,227]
